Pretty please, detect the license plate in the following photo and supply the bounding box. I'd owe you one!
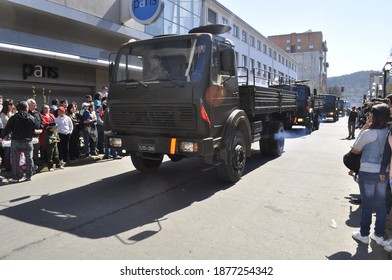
[138,144,156,152]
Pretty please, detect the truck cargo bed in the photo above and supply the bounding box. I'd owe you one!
[239,85,297,117]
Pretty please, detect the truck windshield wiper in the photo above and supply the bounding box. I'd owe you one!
[122,79,148,88]
[156,77,184,87]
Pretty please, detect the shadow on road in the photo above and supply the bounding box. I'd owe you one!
[0,153,272,242]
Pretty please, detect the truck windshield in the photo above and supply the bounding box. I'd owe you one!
[324,95,336,104]
[113,38,206,84]
[296,87,307,101]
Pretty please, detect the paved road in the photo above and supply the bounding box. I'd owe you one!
[0,117,390,260]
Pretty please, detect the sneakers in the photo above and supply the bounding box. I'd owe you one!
[8,178,19,183]
[381,238,392,247]
[384,245,392,252]
[370,233,384,245]
[352,231,369,244]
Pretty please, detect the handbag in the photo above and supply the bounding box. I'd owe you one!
[343,150,361,174]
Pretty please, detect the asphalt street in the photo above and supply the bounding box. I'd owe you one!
[0,116,390,260]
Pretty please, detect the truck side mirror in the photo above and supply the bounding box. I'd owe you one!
[109,62,114,80]
[220,48,235,76]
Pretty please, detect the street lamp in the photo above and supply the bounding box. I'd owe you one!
[383,56,392,97]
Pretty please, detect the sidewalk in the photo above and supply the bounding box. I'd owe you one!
[0,154,108,183]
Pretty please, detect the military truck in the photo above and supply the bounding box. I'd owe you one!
[271,81,323,134]
[105,25,297,182]
[320,94,340,122]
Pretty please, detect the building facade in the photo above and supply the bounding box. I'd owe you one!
[0,0,296,106]
[202,0,297,86]
[268,31,328,93]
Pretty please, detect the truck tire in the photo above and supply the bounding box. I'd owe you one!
[313,115,320,130]
[218,130,246,183]
[305,120,313,135]
[260,121,285,157]
[130,152,163,172]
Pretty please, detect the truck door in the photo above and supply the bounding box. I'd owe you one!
[207,41,238,132]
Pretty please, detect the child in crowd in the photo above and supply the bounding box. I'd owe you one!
[44,122,63,171]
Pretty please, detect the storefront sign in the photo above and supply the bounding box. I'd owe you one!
[23,64,59,80]
[130,0,164,24]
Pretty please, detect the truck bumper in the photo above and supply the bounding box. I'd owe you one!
[106,134,215,158]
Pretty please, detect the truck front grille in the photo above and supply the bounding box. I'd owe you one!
[110,105,197,131]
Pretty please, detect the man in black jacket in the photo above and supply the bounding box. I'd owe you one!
[0,101,36,183]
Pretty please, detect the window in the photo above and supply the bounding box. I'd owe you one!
[309,44,314,49]
[250,36,255,47]
[286,46,290,51]
[297,46,302,50]
[282,57,285,65]
[297,38,301,43]
[257,61,261,76]
[242,30,247,42]
[268,47,272,57]
[222,17,228,25]
[233,24,239,38]
[273,51,277,60]
[263,44,267,54]
[250,58,255,70]
[286,39,291,43]
[263,64,267,78]
[208,9,217,24]
[257,40,261,51]
[278,54,281,63]
[242,55,247,67]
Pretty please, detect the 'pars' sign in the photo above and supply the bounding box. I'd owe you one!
[130,0,164,24]
[23,64,59,80]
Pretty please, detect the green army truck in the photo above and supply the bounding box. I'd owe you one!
[105,25,297,182]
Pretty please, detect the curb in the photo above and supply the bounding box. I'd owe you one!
[0,154,107,183]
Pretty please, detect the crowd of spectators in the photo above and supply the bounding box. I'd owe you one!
[0,87,122,182]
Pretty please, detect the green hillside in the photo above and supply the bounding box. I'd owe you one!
[327,71,373,106]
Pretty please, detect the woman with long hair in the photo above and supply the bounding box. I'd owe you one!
[351,103,390,246]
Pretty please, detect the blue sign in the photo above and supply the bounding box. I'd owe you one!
[130,0,165,25]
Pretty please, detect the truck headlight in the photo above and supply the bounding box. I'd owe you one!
[109,138,122,148]
[179,141,198,153]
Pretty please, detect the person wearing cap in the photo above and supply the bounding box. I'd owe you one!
[44,121,61,171]
[0,101,36,183]
[145,55,168,80]
[55,106,73,164]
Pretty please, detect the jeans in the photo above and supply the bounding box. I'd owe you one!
[348,121,356,138]
[358,171,387,237]
[10,139,34,180]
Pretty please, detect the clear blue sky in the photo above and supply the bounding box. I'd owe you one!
[217,0,392,77]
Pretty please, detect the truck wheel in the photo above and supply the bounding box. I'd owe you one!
[313,115,320,130]
[260,121,285,157]
[305,120,313,135]
[130,152,163,172]
[218,130,246,183]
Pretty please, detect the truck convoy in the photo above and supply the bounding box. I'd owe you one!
[271,81,323,134]
[104,24,328,182]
